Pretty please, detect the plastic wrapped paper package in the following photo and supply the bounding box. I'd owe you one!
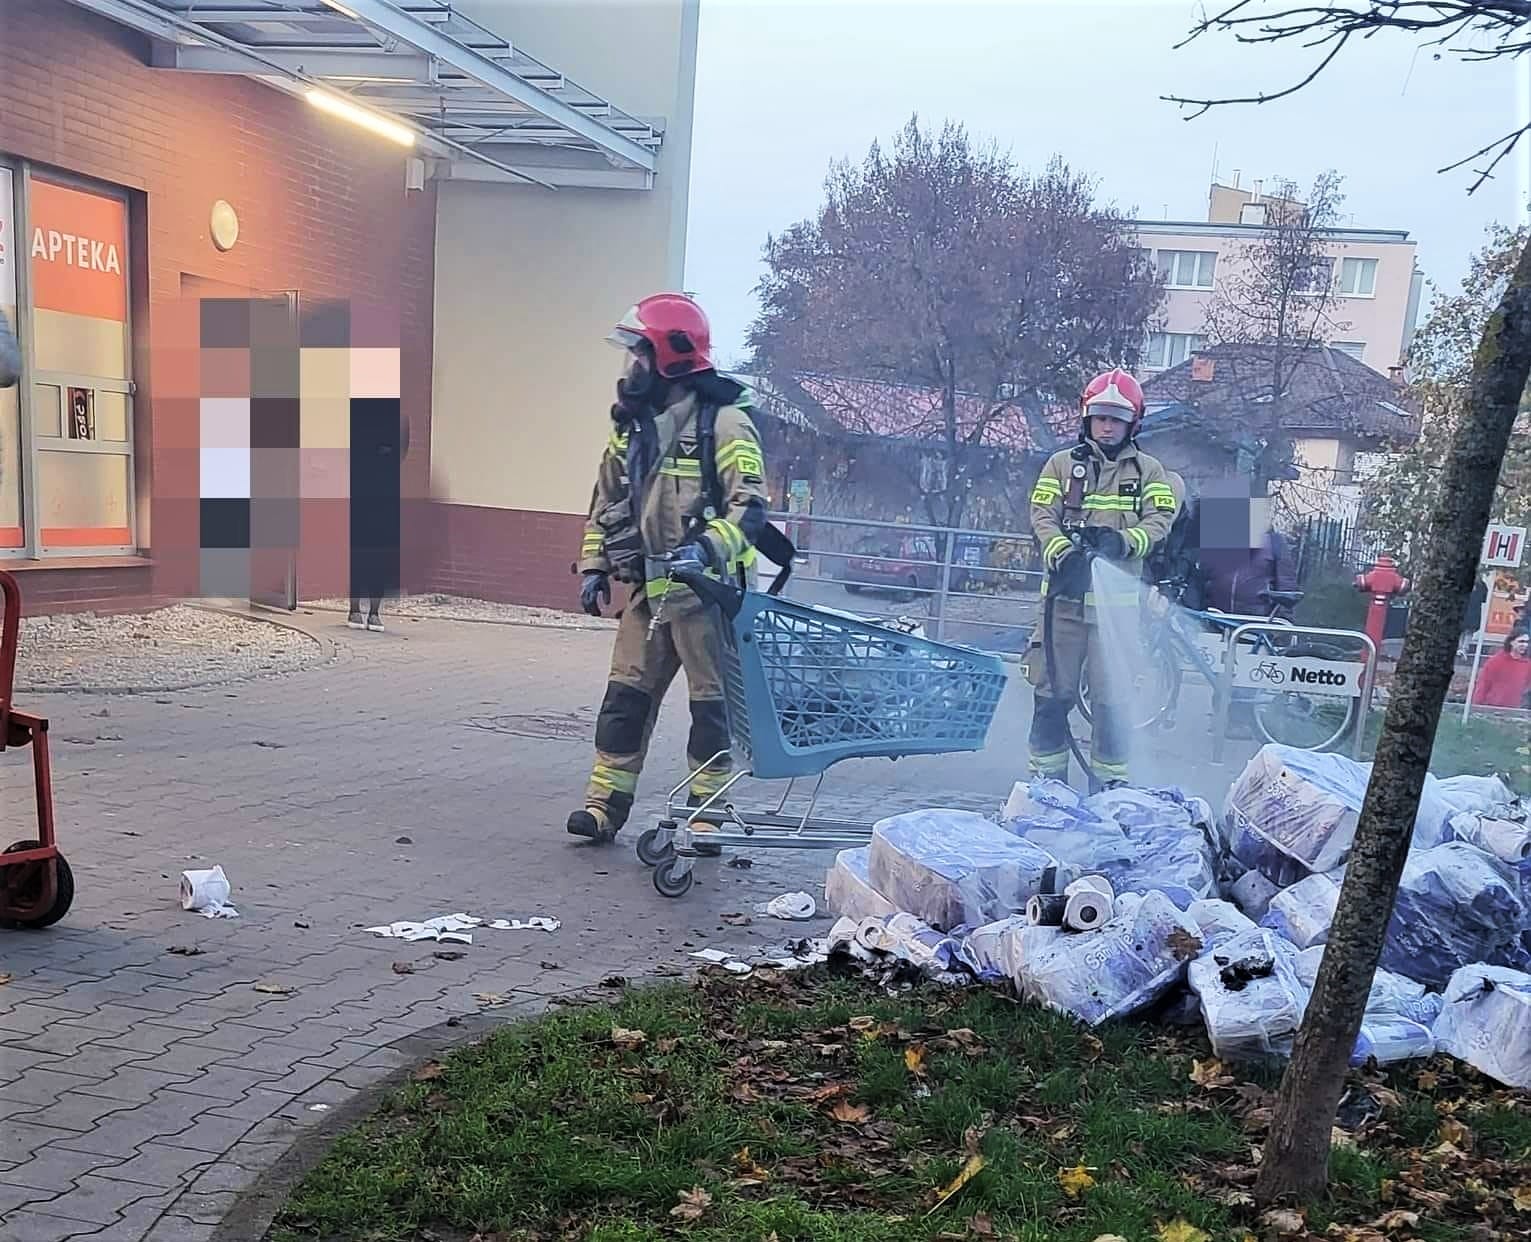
[957,916,1031,984]
[1189,929,1308,1062]
[1188,899,1258,951]
[868,809,1069,932]
[1436,775,1517,816]
[1229,869,1283,922]
[1446,805,1531,866]
[1222,806,1313,890]
[1379,842,1527,988]
[825,848,898,922]
[1261,872,1342,950]
[1017,891,1205,1027]
[1432,965,1531,1088]
[1293,946,1444,1027]
[1294,945,1442,1066]
[1222,745,1460,884]
[1088,787,1219,907]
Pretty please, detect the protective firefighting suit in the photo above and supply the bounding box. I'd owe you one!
[1024,439,1177,785]
[577,379,768,832]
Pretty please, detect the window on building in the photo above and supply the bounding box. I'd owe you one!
[1293,256,1335,295]
[1155,250,1217,289]
[1330,341,1367,361]
[1144,332,1206,370]
[0,164,135,557]
[1339,256,1378,297]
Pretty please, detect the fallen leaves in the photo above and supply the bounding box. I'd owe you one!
[829,1100,871,1125]
[904,1045,928,1077]
[611,1027,647,1051]
[1191,1058,1234,1088]
[0,972,12,985]
[1058,1164,1097,1198]
[1155,1221,1209,1242]
[1370,1210,1420,1229]
[411,1062,445,1082]
[433,950,467,962]
[1258,1207,1305,1236]
[166,946,202,957]
[731,1146,770,1187]
[1165,929,1205,962]
[926,1154,986,1217]
[1515,1187,1531,1213]
[391,961,416,975]
[252,981,295,995]
[669,1187,712,1221]
[473,992,510,1008]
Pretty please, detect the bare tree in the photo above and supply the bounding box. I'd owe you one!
[1199,170,1351,489]
[1257,231,1531,1206]
[1166,2,1531,193]
[1157,2,1531,1206]
[747,115,1162,529]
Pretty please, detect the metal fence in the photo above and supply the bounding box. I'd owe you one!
[764,512,1043,653]
[1291,514,1391,584]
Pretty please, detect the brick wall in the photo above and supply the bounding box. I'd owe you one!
[424,504,586,611]
[0,0,436,616]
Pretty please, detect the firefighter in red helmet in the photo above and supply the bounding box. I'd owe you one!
[570,293,770,845]
[1024,368,1177,787]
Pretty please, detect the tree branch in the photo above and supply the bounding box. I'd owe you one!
[1437,121,1531,195]
[1163,31,1352,119]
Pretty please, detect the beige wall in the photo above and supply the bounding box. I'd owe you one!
[1140,226,1418,374]
[430,0,699,515]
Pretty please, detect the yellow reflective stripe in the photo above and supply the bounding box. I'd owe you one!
[1082,497,1138,510]
[1043,535,1071,567]
[690,767,732,796]
[1031,482,1063,504]
[660,458,703,478]
[1150,493,1177,510]
[1093,761,1130,780]
[608,431,629,454]
[717,438,764,476]
[707,519,747,561]
[591,765,638,794]
[1127,527,1151,557]
[582,535,605,554]
[1142,483,1174,498]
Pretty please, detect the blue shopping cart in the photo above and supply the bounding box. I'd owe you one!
[637,566,1008,898]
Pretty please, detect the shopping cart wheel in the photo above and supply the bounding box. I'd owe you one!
[0,841,75,930]
[636,825,674,869]
[652,857,694,899]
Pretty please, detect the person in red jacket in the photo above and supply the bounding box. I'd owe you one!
[1472,632,1531,709]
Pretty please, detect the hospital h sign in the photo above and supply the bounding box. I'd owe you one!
[1483,524,1527,569]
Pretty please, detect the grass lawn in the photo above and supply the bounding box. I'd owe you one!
[270,970,1531,1242]
[1360,708,1531,795]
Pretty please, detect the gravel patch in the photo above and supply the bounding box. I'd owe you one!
[16,605,327,693]
[303,593,615,631]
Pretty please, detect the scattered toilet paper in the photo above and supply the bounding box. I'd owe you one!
[180,866,238,919]
[364,912,561,942]
[759,891,817,921]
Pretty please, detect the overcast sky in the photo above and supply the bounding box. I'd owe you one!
[683,0,1522,368]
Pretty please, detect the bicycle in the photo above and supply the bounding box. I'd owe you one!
[1076,579,1358,752]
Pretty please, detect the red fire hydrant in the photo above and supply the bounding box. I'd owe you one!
[1354,555,1410,660]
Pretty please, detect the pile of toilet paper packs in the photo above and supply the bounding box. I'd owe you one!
[821,744,1531,1088]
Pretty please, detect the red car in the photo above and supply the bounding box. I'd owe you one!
[840,534,940,600]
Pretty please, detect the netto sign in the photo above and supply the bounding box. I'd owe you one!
[1233,654,1366,698]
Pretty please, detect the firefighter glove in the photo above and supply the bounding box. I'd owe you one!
[669,539,715,578]
[580,570,611,617]
[1052,548,1092,600]
[1086,528,1130,561]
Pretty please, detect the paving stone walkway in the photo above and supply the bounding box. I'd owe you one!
[0,606,1252,1242]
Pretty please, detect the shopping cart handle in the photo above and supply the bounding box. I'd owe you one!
[668,563,743,620]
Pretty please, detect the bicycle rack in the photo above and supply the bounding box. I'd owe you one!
[1211,622,1379,763]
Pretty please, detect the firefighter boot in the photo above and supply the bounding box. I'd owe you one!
[566,807,619,845]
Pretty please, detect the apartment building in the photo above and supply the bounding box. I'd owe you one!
[1132,179,1425,377]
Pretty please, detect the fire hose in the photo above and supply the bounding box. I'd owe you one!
[1043,528,1103,797]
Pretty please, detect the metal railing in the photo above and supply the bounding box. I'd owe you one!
[764,512,1043,652]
